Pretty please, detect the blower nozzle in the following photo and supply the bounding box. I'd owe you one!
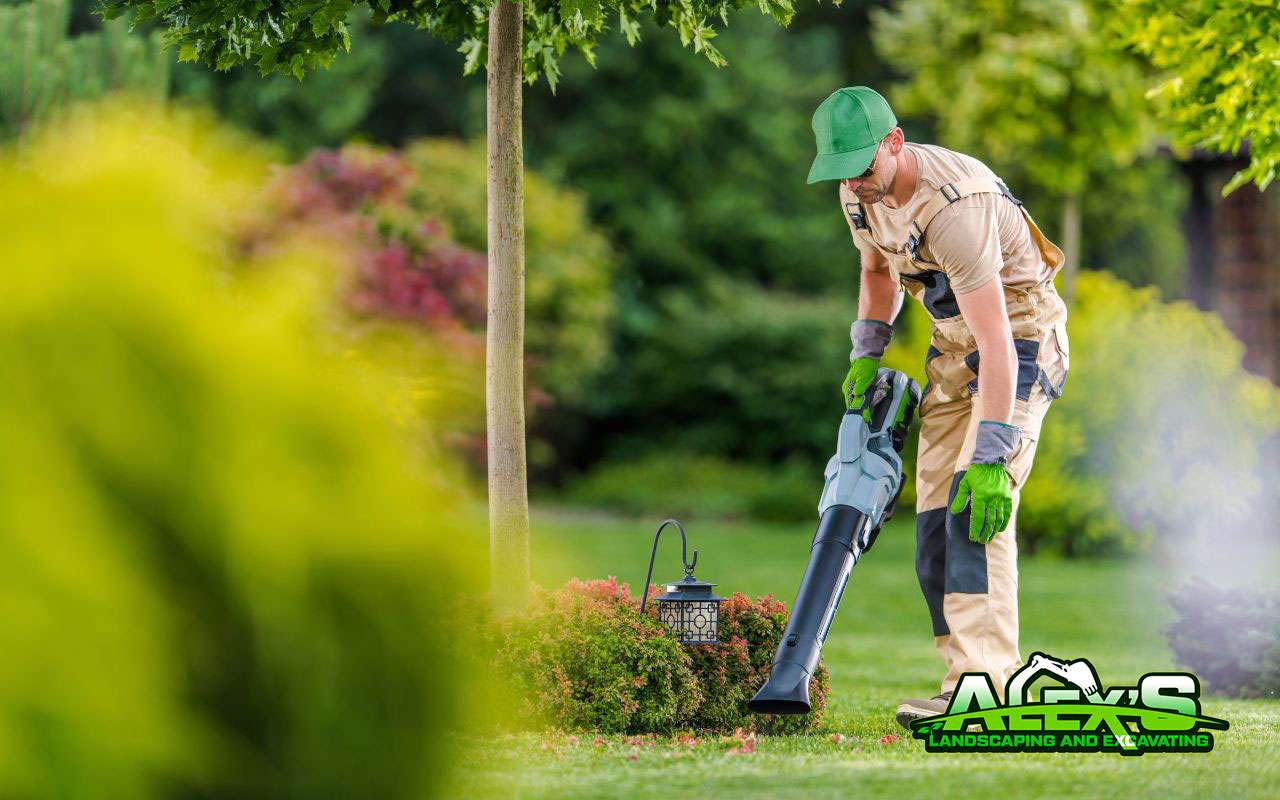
[748,369,919,715]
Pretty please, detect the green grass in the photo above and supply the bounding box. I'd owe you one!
[448,507,1279,798]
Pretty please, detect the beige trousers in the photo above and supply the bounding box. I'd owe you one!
[914,323,1066,698]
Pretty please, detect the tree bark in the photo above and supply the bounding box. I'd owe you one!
[485,0,530,613]
[1060,192,1081,305]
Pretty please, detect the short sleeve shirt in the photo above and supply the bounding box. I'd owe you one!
[837,144,1051,294]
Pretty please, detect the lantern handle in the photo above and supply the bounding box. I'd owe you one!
[640,519,697,613]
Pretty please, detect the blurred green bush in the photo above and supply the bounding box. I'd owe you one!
[1021,272,1280,554]
[601,279,851,464]
[0,102,482,799]
[493,578,827,734]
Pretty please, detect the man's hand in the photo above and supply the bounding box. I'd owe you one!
[949,463,1012,544]
[843,356,880,418]
[844,319,893,418]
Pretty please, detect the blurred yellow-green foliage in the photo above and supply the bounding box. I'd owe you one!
[0,101,482,798]
[1021,272,1280,555]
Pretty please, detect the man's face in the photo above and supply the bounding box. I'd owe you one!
[841,138,897,205]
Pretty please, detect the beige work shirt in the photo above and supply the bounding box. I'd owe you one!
[838,143,1052,295]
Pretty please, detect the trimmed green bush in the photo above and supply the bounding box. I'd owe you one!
[494,578,702,734]
[1167,582,1280,698]
[494,579,828,734]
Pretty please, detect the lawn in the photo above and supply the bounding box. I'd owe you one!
[447,507,1279,799]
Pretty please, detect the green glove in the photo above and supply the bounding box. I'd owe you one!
[842,356,880,417]
[949,420,1021,544]
[949,464,1013,544]
[844,320,894,418]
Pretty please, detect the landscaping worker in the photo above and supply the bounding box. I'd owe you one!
[807,87,1070,729]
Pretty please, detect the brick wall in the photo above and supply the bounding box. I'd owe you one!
[1182,158,1280,382]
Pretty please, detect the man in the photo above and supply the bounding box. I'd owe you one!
[807,87,1070,729]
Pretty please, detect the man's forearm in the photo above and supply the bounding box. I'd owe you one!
[973,337,1016,424]
[858,267,902,323]
[955,277,1016,426]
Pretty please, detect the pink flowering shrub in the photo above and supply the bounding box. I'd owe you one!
[492,578,828,734]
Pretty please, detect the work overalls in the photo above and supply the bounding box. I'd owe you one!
[848,175,1070,696]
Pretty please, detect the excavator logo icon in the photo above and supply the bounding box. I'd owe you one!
[910,652,1229,756]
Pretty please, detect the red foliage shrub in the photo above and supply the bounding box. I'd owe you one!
[679,590,829,735]
[493,578,701,734]
[250,147,488,335]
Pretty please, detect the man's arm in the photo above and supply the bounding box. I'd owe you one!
[928,196,1015,424]
[955,279,1015,424]
[857,245,904,324]
[930,197,1019,545]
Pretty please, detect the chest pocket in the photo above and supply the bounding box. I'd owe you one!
[845,200,911,264]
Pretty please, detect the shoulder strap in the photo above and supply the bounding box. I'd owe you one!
[906,177,1022,262]
[844,199,869,230]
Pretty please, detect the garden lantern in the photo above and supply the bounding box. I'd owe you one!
[640,519,724,645]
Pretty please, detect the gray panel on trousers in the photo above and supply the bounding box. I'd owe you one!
[964,339,1041,401]
[944,471,989,594]
[915,507,950,636]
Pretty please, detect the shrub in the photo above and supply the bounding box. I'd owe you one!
[404,139,617,407]
[686,592,830,735]
[1166,582,1280,698]
[599,278,853,466]
[241,142,617,471]
[1020,272,1280,555]
[0,103,482,799]
[494,579,828,734]
[564,453,818,522]
[493,578,702,734]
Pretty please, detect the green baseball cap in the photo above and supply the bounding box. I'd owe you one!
[807,86,897,184]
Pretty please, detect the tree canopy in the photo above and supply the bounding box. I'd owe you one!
[1113,0,1280,194]
[102,0,802,89]
[872,0,1154,204]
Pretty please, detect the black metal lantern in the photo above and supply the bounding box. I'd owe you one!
[640,519,724,645]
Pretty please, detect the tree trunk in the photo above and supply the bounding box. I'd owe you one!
[1059,192,1081,305]
[485,0,530,613]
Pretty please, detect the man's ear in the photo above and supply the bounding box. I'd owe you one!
[886,127,905,154]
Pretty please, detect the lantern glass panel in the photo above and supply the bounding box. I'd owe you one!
[658,597,720,644]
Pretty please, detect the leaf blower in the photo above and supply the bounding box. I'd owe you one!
[748,368,920,715]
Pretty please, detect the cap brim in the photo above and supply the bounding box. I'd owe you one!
[807,143,879,184]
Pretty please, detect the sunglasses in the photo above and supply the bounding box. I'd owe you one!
[852,144,881,180]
